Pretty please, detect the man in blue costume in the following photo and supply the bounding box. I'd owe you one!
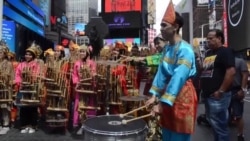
[146,1,198,141]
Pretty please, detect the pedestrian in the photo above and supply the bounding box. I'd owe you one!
[146,1,198,141]
[0,40,13,135]
[200,29,236,141]
[14,43,42,134]
[230,57,248,141]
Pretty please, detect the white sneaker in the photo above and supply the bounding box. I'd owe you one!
[0,127,9,135]
[20,127,29,133]
[28,128,35,134]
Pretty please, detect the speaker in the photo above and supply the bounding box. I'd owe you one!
[227,0,250,51]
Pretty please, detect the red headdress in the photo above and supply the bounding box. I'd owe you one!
[162,0,176,24]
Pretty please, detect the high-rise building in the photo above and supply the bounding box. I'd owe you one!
[66,0,89,35]
[66,0,99,45]
[89,0,99,18]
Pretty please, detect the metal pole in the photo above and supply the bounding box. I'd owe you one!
[201,25,204,49]
[0,0,4,39]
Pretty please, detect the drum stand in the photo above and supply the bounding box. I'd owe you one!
[104,65,111,115]
[119,102,162,141]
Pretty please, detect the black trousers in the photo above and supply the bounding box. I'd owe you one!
[19,107,38,128]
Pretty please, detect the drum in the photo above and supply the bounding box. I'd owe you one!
[82,115,148,141]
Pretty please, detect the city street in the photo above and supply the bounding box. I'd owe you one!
[1,94,250,141]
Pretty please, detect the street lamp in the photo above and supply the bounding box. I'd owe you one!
[199,23,210,50]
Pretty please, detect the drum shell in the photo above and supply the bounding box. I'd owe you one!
[82,115,148,141]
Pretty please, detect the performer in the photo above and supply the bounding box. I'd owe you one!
[146,1,197,141]
[44,48,55,64]
[7,51,19,124]
[54,45,65,61]
[72,44,96,127]
[14,43,42,134]
[7,51,19,70]
[0,41,14,135]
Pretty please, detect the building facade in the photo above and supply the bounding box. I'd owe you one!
[66,0,89,35]
[192,0,223,38]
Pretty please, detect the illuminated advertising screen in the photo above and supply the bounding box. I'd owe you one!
[2,20,16,52]
[6,0,45,27]
[105,0,141,12]
[104,38,140,45]
[74,23,86,36]
[3,6,44,36]
[32,0,50,26]
[101,12,141,29]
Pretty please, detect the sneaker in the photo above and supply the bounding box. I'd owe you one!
[28,128,35,134]
[0,127,10,135]
[20,127,29,133]
[238,134,245,141]
[76,128,83,135]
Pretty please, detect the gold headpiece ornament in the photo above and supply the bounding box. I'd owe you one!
[69,40,80,51]
[0,40,9,53]
[26,41,41,57]
[162,0,176,25]
[79,44,89,54]
[7,51,16,58]
[44,48,55,57]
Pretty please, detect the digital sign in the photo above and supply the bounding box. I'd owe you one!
[24,0,45,18]
[104,38,140,45]
[74,23,86,36]
[105,0,141,12]
[101,12,141,29]
[6,0,45,27]
[2,20,16,52]
[3,6,44,36]
[31,0,50,26]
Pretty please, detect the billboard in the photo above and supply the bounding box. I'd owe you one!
[2,20,16,52]
[32,0,50,26]
[3,6,44,36]
[227,0,250,50]
[105,0,141,12]
[101,12,141,29]
[147,0,156,25]
[104,38,140,45]
[6,0,45,27]
[74,23,86,36]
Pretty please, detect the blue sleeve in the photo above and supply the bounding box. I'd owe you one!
[160,46,195,106]
[149,63,167,97]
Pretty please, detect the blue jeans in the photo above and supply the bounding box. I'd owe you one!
[205,92,232,141]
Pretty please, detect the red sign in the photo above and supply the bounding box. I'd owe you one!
[223,0,228,47]
[105,0,141,13]
[61,38,69,46]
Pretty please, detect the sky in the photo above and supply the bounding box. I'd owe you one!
[98,0,183,34]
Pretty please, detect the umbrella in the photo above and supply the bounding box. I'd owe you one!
[85,17,109,40]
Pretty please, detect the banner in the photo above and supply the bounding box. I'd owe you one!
[147,0,156,25]
[2,20,16,52]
